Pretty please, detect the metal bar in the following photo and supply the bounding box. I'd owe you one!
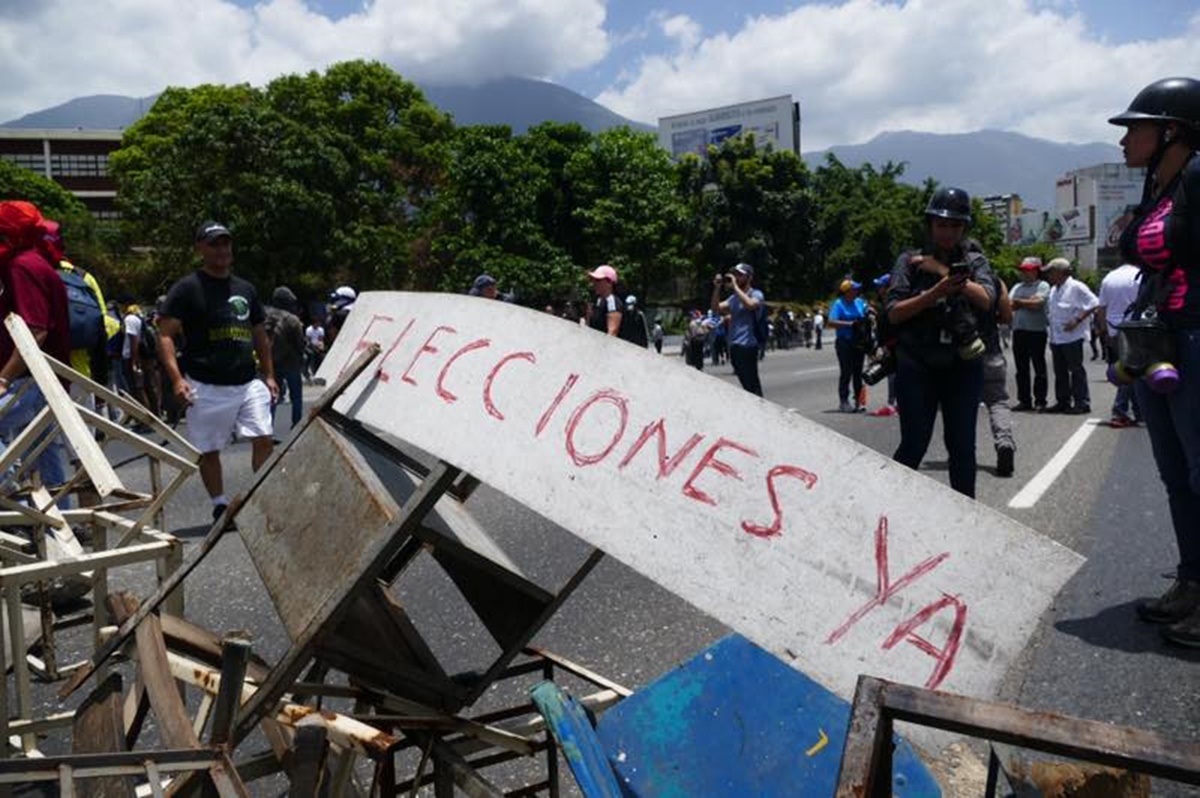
[230,459,460,745]
[288,723,329,798]
[209,637,252,747]
[464,548,606,707]
[522,646,632,698]
[58,343,382,702]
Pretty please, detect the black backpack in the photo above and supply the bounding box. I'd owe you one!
[56,265,104,350]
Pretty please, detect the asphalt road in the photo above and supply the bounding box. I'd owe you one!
[30,339,1199,794]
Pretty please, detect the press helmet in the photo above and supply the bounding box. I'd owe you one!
[924,187,972,224]
[1109,77,1200,131]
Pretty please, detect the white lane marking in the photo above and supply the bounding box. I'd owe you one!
[1008,418,1101,509]
[795,366,839,376]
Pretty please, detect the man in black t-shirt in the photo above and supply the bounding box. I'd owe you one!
[157,221,278,524]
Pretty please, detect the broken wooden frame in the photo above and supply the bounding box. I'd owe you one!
[834,675,1200,797]
[59,344,621,795]
[0,315,196,758]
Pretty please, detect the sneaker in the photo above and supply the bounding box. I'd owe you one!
[1043,404,1070,414]
[212,503,237,531]
[1012,403,1034,412]
[1161,606,1200,647]
[1109,416,1134,429]
[1136,579,1200,624]
[839,401,854,413]
[1034,403,1048,413]
[995,446,1014,478]
[1068,405,1092,415]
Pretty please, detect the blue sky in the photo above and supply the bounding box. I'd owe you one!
[4,1,1199,149]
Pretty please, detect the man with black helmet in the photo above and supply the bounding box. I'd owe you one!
[886,187,996,498]
[1110,77,1200,646]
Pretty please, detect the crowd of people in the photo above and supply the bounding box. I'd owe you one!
[0,77,1196,646]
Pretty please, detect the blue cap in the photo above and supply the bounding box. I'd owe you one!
[872,274,891,288]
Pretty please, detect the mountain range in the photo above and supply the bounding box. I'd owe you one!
[4,78,1120,210]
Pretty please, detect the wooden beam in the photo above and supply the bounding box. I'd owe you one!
[5,314,122,496]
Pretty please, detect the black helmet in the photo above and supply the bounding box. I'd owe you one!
[1109,77,1200,129]
[925,187,972,224]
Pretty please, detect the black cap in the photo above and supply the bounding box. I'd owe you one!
[195,220,232,243]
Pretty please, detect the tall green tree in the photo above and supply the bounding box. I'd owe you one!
[676,136,815,303]
[568,127,688,300]
[811,157,927,292]
[428,124,577,302]
[111,60,452,297]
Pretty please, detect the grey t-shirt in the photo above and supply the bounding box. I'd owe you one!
[1010,279,1050,332]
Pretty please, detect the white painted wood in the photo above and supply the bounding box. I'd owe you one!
[4,314,123,496]
[319,293,1085,702]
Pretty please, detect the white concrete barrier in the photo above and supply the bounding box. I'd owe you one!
[319,293,1084,701]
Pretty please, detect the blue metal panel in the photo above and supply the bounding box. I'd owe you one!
[591,635,940,797]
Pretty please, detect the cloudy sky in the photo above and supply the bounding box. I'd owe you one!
[2,0,1198,150]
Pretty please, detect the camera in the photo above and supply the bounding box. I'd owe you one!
[948,261,970,277]
[863,349,896,386]
[942,295,984,360]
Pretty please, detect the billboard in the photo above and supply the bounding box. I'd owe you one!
[1006,207,1092,246]
[658,96,799,159]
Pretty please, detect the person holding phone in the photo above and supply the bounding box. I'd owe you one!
[886,187,996,498]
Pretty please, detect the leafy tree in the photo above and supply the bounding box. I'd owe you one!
[428,124,577,303]
[672,136,815,307]
[567,127,688,300]
[811,156,926,295]
[111,60,452,298]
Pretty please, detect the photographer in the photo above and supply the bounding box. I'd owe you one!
[711,263,765,396]
[887,187,996,498]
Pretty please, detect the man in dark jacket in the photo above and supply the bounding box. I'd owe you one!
[266,286,307,430]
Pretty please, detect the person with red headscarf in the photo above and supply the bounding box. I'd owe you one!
[0,200,72,489]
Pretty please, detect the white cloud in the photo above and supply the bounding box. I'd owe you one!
[0,0,609,122]
[596,0,1200,150]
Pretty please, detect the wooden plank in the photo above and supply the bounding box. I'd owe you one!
[0,405,52,477]
[5,314,122,496]
[319,292,1085,702]
[58,343,382,701]
[106,593,200,750]
[0,542,171,586]
[44,353,200,460]
[71,673,136,798]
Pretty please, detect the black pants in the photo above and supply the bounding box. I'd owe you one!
[1051,340,1090,409]
[1012,329,1048,407]
[894,355,984,498]
[729,344,763,396]
[835,338,865,405]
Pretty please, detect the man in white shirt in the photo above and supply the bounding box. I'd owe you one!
[1044,258,1098,415]
[1096,263,1143,426]
[304,321,325,384]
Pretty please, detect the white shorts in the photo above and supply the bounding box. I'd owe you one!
[185,379,273,453]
